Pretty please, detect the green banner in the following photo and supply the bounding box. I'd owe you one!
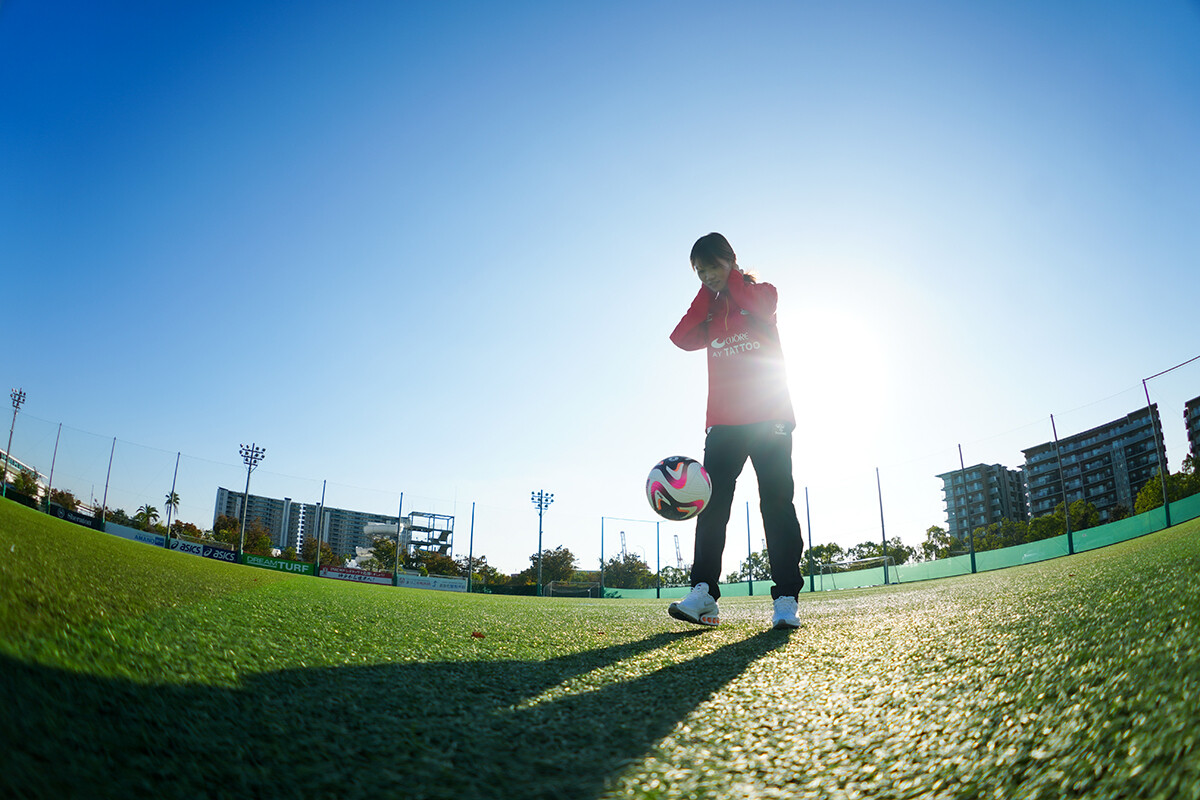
[241,553,315,575]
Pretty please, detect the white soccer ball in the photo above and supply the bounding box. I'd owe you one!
[646,456,712,521]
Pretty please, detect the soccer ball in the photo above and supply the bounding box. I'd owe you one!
[646,456,712,521]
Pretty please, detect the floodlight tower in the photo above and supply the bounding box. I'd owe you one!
[531,489,554,596]
[2,388,25,499]
[237,443,266,558]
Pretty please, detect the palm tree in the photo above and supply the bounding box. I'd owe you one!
[164,491,180,526]
[135,504,160,531]
[163,491,181,542]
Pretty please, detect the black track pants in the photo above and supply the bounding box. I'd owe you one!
[690,422,804,600]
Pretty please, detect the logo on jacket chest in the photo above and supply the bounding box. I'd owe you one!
[710,331,761,356]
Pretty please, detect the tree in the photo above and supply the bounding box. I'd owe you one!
[488,570,515,587]
[241,520,273,556]
[359,534,400,573]
[456,555,500,586]
[1066,500,1101,531]
[408,549,460,577]
[49,488,78,511]
[842,539,910,567]
[603,551,655,589]
[807,542,846,568]
[300,536,339,567]
[657,565,690,587]
[920,525,956,561]
[105,507,133,526]
[516,545,577,585]
[12,468,40,498]
[846,540,884,564]
[170,520,203,540]
[725,549,771,583]
[211,515,240,547]
[1134,460,1200,514]
[164,491,180,524]
[1134,475,1167,515]
[210,514,271,553]
[1027,513,1063,542]
[971,524,1001,552]
[972,518,1030,553]
[883,537,916,565]
[134,504,160,531]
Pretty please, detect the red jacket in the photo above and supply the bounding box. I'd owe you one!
[671,271,795,430]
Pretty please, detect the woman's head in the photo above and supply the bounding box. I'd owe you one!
[691,232,753,292]
[690,232,736,271]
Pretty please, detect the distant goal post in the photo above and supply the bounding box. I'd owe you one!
[544,581,602,598]
[817,555,900,590]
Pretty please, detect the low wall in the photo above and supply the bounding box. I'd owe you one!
[606,497,1200,597]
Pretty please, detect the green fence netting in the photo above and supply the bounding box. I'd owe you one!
[603,497,1200,598]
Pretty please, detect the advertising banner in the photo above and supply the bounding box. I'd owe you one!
[243,553,315,576]
[167,538,237,564]
[394,573,468,592]
[319,565,393,585]
[105,522,166,548]
[170,538,206,557]
[47,503,106,531]
[201,544,237,564]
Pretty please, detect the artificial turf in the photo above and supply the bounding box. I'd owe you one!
[1,498,1198,799]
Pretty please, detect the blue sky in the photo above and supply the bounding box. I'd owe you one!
[3,1,1199,577]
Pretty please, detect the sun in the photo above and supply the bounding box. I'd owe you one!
[784,306,890,464]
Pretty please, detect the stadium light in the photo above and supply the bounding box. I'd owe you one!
[237,443,266,558]
[531,489,554,596]
[2,388,26,499]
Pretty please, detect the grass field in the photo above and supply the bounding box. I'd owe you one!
[2,499,1199,800]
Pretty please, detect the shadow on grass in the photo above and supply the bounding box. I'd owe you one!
[3,629,790,799]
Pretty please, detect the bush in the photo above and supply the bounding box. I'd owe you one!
[2,488,38,509]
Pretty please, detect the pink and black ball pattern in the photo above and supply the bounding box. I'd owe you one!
[646,456,712,521]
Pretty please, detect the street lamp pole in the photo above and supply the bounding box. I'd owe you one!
[531,489,554,595]
[2,388,26,499]
[237,443,266,559]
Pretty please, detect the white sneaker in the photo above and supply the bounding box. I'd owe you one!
[669,583,720,627]
[771,596,801,630]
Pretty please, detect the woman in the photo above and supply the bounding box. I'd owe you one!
[668,232,804,630]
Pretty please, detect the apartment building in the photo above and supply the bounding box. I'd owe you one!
[213,487,302,551]
[304,502,404,559]
[1186,395,1200,463]
[1022,405,1165,522]
[937,463,1028,540]
[213,488,444,559]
